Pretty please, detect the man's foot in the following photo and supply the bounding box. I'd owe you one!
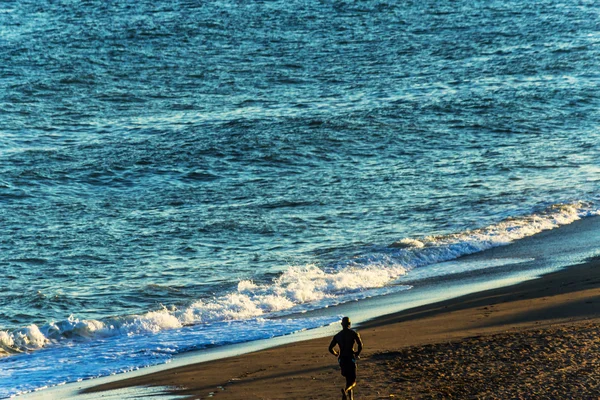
[341,388,347,400]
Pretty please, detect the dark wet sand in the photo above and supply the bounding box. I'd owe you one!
[85,257,600,399]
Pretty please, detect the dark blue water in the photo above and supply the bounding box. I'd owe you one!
[1,0,600,396]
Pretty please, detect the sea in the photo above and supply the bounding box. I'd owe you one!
[1,0,600,397]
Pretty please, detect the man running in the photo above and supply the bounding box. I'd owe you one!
[329,316,363,400]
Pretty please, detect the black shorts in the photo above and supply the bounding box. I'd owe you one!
[339,356,356,379]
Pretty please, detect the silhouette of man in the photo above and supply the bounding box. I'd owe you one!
[329,316,363,400]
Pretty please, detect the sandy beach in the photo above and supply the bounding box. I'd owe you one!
[83,254,600,399]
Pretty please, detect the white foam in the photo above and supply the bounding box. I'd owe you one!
[0,330,16,353]
[390,238,425,249]
[368,202,598,277]
[0,325,47,353]
[2,202,597,356]
[2,265,409,355]
[171,262,408,327]
[411,202,598,264]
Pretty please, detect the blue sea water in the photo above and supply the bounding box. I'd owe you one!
[1,0,600,396]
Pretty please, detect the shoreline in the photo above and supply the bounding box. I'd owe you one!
[16,215,600,399]
[81,255,600,399]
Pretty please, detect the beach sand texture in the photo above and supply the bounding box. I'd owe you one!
[85,256,600,399]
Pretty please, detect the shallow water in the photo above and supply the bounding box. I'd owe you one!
[1,0,600,396]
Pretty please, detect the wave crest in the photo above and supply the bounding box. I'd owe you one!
[1,202,597,355]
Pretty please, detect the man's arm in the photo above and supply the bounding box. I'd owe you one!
[354,332,363,357]
[328,337,339,356]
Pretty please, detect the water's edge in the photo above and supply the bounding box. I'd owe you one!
[21,215,600,399]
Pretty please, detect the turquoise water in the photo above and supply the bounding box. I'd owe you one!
[1,0,600,396]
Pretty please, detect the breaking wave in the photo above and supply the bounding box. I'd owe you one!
[1,202,598,356]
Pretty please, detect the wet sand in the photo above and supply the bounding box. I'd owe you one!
[84,256,600,399]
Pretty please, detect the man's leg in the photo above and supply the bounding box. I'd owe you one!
[340,364,347,400]
[341,358,356,399]
[345,372,356,399]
